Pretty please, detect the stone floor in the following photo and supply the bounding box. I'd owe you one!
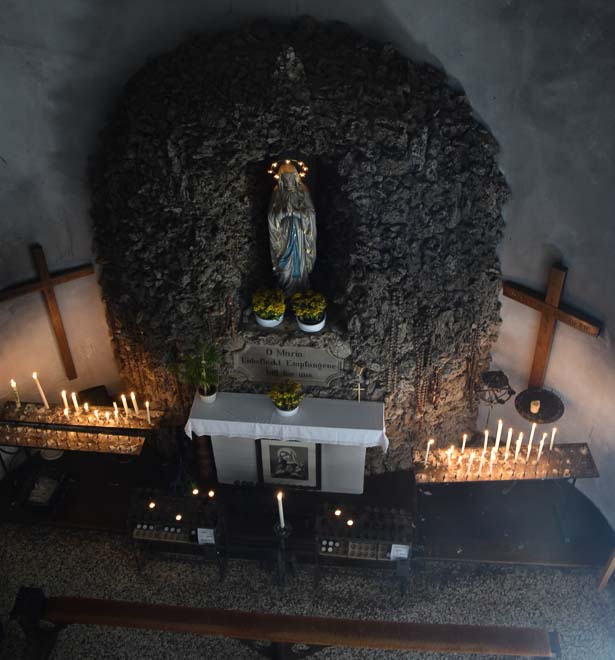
[1,524,614,659]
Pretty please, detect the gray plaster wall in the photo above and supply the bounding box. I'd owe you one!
[1,1,614,526]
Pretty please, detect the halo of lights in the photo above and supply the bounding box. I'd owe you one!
[267,159,309,179]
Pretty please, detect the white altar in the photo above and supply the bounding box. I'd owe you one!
[184,393,388,494]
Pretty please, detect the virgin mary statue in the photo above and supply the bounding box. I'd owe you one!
[268,161,316,296]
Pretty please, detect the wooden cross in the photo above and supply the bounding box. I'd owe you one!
[503,264,602,388]
[0,244,94,380]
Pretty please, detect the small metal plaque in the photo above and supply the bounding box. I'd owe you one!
[233,344,344,385]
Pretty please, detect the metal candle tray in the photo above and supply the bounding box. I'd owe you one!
[413,443,598,484]
[0,402,163,455]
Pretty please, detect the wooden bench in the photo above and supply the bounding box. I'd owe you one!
[11,587,560,659]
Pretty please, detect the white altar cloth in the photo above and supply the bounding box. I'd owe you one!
[184,392,388,450]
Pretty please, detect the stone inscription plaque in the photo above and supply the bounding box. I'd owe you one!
[233,344,344,386]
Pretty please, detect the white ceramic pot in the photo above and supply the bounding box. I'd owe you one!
[199,387,217,404]
[276,405,299,417]
[296,313,326,333]
[255,314,283,328]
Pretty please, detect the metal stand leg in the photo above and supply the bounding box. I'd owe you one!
[10,587,65,660]
[273,522,293,587]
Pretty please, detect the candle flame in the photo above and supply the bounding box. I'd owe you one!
[32,372,37,379]
[10,379,16,387]
[276,491,283,501]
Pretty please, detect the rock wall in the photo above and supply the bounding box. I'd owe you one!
[91,18,509,471]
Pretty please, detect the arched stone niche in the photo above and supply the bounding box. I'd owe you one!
[91,18,509,472]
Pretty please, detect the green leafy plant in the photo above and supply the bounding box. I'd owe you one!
[268,380,304,411]
[252,288,286,320]
[291,290,326,323]
[170,343,221,395]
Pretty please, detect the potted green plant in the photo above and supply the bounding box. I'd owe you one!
[171,343,221,403]
[291,290,327,332]
[252,288,286,328]
[268,380,304,417]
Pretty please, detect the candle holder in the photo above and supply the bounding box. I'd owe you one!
[0,401,164,456]
[273,521,294,587]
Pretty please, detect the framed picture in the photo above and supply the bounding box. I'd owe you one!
[256,438,321,489]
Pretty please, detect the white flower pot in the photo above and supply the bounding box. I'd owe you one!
[199,387,217,404]
[256,314,283,328]
[296,313,326,333]
[276,405,299,417]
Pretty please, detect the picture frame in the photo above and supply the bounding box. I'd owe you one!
[256,438,321,489]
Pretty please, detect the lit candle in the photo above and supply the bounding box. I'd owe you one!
[494,419,503,453]
[550,427,557,451]
[120,394,130,417]
[105,411,110,422]
[446,446,453,467]
[145,401,151,424]
[537,432,546,463]
[94,409,100,421]
[461,433,467,454]
[61,390,69,410]
[10,379,21,408]
[84,402,89,414]
[514,432,523,463]
[483,429,489,453]
[466,450,475,477]
[63,407,70,419]
[32,372,50,409]
[526,423,536,462]
[130,391,140,416]
[424,438,435,467]
[113,402,119,421]
[71,392,80,414]
[504,427,513,461]
[276,491,285,529]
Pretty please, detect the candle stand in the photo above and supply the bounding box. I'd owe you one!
[0,402,164,456]
[273,521,294,588]
[414,443,598,485]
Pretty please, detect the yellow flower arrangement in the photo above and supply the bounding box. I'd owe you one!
[252,288,285,320]
[269,380,304,411]
[291,290,326,323]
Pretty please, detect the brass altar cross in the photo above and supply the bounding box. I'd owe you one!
[0,244,94,380]
[503,264,602,388]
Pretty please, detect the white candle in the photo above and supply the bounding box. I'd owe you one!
[514,432,523,463]
[504,427,513,461]
[478,453,485,477]
[105,411,110,422]
[489,447,496,476]
[120,394,130,416]
[461,433,467,454]
[63,407,70,419]
[32,372,50,409]
[466,451,475,477]
[494,419,503,453]
[424,438,435,467]
[446,446,453,467]
[84,402,89,414]
[550,427,557,451]
[145,401,151,424]
[10,379,21,408]
[130,391,140,416]
[113,402,119,421]
[71,392,80,414]
[276,491,285,528]
[528,422,536,451]
[537,433,546,463]
[483,429,489,453]
[94,409,100,421]
[61,390,69,410]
